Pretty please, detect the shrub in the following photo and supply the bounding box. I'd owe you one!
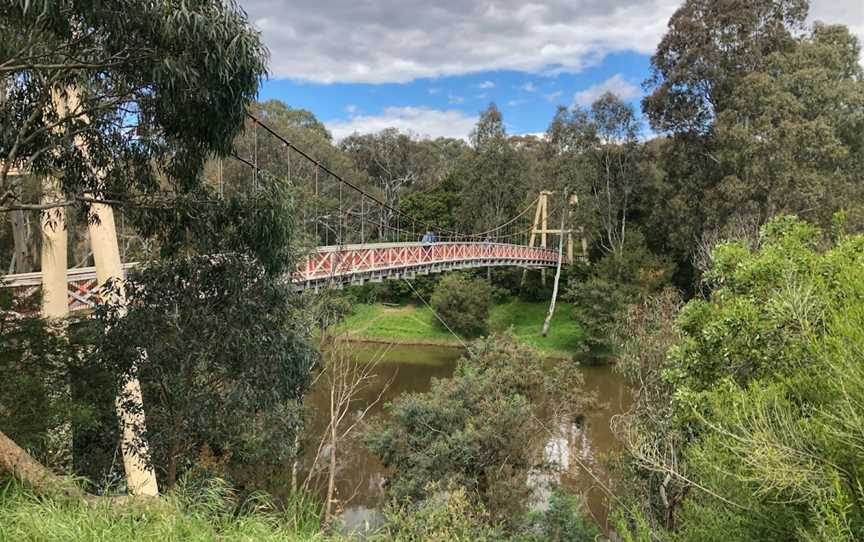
[618,217,864,541]
[566,231,674,362]
[430,273,492,336]
[373,484,503,542]
[517,491,600,542]
[366,335,588,527]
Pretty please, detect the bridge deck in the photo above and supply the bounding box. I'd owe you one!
[2,242,559,312]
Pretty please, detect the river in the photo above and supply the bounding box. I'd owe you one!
[255,343,632,533]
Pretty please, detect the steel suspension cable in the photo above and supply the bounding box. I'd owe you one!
[244,111,539,244]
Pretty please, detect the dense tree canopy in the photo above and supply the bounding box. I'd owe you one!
[642,0,864,270]
[0,0,267,211]
[643,0,808,135]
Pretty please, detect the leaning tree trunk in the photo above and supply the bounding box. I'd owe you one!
[0,430,82,498]
[0,429,163,511]
[542,194,568,337]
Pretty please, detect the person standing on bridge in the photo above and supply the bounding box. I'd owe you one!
[421,230,437,245]
[421,229,437,257]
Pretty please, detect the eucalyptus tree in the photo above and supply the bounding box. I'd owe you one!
[0,0,269,494]
[96,178,318,488]
[0,0,266,211]
[643,0,808,135]
[642,0,864,281]
[458,104,528,233]
[544,94,645,264]
[341,128,424,238]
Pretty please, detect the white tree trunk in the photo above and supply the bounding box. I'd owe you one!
[542,196,568,337]
[88,201,159,497]
[40,179,68,319]
[40,176,73,470]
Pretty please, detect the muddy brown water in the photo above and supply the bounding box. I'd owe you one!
[257,343,632,533]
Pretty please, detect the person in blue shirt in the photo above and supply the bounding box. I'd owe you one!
[421,230,437,256]
[421,230,437,245]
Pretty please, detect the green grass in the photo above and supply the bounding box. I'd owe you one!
[489,300,584,358]
[0,479,331,542]
[336,300,583,359]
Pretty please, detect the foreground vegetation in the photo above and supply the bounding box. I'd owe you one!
[612,217,864,541]
[0,479,326,542]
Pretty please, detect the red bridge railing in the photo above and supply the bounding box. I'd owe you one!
[2,242,560,312]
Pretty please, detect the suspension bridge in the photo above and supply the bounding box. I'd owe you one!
[2,111,576,312]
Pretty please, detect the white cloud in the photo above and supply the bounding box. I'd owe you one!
[447,93,465,104]
[427,87,441,95]
[344,104,359,115]
[246,0,864,83]
[573,74,641,107]
[519,82,539,92]
[517,132,548,140]
[544,90,563,103]
[325,106,478,141]
[507,99,529,107]
[476,80,496,89]
[246,0,683,83]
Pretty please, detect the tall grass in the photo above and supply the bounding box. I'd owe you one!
[0,477,331,542]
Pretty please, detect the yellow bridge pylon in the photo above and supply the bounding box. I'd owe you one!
[524,191,586,284]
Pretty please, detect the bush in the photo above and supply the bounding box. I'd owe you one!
[373,484,504,542]
[618,217,864,541]
[366,335,589,528]
[430,273,492,336]
[517,491,600,542]
[566,231,674,362]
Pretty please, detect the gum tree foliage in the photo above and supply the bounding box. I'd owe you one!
[96,177,318,487]
[614,216,864,541]
[550,93,672,361]
[643,0,808,135]
[546,93,647,262]
[340,129,424,234]
[642,0,864,264]
[458,104,529,232]
[0,0,266,212]
[366,335,589,528]
[430,272,492,337]
[399,174,462,232]
[217,101,360,208]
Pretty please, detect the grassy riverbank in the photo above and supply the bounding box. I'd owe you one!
[336,300,583,359]
[0,480,328,542]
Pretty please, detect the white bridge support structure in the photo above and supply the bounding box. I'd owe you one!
[2,241,561,312]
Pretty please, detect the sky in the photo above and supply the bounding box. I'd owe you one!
[248,0,864,141]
